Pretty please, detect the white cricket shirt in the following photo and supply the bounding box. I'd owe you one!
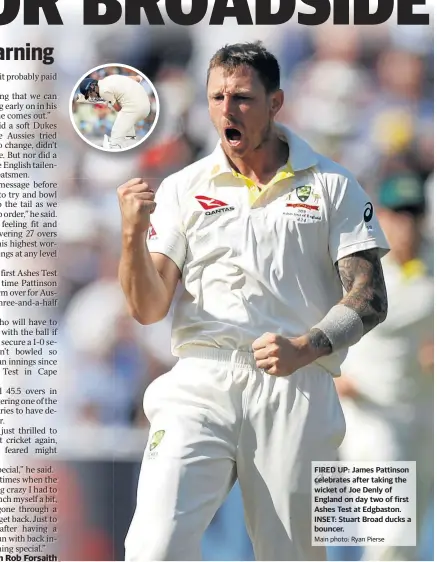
[98,74,150,113]
[147,124,390,376]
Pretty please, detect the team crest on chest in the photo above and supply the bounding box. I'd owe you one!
[296,185,312,202]
[283,186,322,223]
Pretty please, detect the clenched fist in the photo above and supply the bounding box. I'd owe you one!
[252,332,312,376]
[117,178,156,235]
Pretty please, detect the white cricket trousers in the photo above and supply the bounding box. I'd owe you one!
[110,99,150,149]
[125,347,346,561]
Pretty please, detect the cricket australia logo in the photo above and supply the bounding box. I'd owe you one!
[284,187,322,222]
[296,185,312,202]
[149,430,165,451]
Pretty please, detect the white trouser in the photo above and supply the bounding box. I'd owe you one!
[110,102,150,149]
[125,347,346,561]
[338,398,433,561]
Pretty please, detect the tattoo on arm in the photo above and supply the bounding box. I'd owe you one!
[335,248,388,334]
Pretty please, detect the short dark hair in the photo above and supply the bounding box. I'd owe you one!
[207,41,280,93]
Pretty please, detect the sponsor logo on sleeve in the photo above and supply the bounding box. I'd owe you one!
[148,224,158,240]
[364,202,373,222]
[364,202,374,231]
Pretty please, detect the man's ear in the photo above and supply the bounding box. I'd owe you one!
[270,89,284,117]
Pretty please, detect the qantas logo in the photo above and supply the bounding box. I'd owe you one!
[195,195,229,210]
[148,224,157,239]
[195,195,235,216]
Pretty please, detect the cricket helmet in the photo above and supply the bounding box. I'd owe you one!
[79,78,99,100]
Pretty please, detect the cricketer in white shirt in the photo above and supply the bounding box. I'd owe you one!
[98,74,151,149]
[146,123,389,376]
[123,124,390,561]
[121,43,390,562]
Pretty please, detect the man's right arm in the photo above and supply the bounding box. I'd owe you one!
[117,178,181,325]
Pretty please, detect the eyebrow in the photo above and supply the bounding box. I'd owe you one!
[209,89,253,96]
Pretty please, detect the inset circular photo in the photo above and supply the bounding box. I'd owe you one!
[70,63,159,152]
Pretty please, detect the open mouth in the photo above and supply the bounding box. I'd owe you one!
[225,127,242,146]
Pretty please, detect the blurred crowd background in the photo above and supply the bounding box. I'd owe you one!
[5,15,433,561]
[71,65,157,147]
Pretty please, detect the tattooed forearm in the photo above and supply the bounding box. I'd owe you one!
[335,248,388,334]
[302,249,387,362]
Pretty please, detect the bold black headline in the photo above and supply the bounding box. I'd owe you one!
[0,0,431,26]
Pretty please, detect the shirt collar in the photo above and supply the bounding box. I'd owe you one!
[209,123,319,179]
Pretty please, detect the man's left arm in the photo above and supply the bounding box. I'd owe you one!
[253,248,388,375]
[308,248,388,357]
